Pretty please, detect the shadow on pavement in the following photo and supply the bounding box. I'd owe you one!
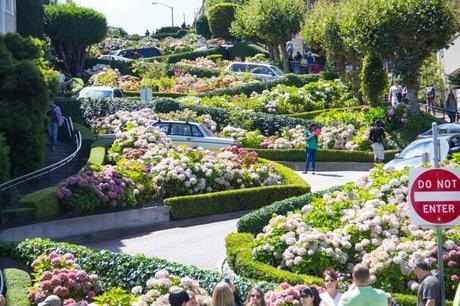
[314,173,344,178]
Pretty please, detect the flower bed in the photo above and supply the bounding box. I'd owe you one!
[246,164,460,298]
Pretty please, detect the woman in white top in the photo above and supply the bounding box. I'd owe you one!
[319,269,342,306]
[388,80,402,108]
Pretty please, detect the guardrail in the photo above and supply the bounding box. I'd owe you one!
[0,116,82,225]
[0,267,3,300]
[418,102,459,122]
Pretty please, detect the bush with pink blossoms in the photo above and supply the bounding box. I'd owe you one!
[28,252,101,304]
[265,283,323,306]
[56,165,136,214]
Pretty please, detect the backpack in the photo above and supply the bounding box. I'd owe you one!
[426,87,435,99]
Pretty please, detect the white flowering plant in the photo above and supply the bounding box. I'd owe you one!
[252,164,460,297]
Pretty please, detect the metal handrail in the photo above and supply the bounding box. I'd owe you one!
[0,117,82,193]
[0,268,3,298]
[418,102,459,121]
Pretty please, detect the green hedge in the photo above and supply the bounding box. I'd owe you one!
[73,122,94,157]
[3,268,31,306]
[124,91,190,99]
[165,160,310,220]
[18,186,61,220]
[249,148,398,162]
[146,47,227,64]
[226,42,268,60]
[174,64,222,78]
[158,26,181,34]
[237,187,340,234]
[87,145,105,166]
[289,106,366,120]
[0,133,11,183]
[224,234,446,306]
[2,238,276,298]
[226,233,324,285]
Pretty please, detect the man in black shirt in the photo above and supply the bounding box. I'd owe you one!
[369,119,386,163]
[413,259,441,306]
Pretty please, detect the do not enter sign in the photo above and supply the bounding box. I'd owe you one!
[409,168,460,226]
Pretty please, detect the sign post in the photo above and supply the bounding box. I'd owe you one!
[408,123,460,306]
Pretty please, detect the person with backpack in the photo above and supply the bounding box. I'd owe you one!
[369,119,386,163]
[425,84,437,114]
[388,80,402,107]
[46,102,64,151]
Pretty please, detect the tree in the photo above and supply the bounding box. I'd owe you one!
[344,0,459,113]
[195,15,212,39]
[44,3,107,75]
[16,0,47,38]
[232,0,304,71]
[0,33,59,175]
[361,51,388,106]
[207,3,239,40]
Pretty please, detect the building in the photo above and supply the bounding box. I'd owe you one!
[0,0,16,34]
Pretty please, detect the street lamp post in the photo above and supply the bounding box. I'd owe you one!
[152,2,174,27]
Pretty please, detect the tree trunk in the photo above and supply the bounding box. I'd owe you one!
[268,44,275,62]
[273,44,280,62]
[335,55,346,78]
[280,42,289,73]
[406,81,420,115]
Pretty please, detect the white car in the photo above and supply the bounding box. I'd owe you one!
[384,134,460,170]
[98,121,234,151]
[225,62,285,82]
[98,54,131,62]
[416,123,460,139]
[78,86,125,99]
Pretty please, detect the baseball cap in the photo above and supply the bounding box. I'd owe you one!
[38,295,62,306]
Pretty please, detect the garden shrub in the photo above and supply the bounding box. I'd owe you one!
[150,30,188,40]
[226,233,324,285]
[84,58,134,76]
[147,48,227,64]
[196,15,212,39]
[87,146,105,166]
[3,268,32,306]
[207,3,239,39]
[361,52,388,106]
[226,41,268,60]
[288,106,364,120]
[237,188,340,234]
[4,238,276,299]
[73,122,94,157]
[0,33,59,175]
[0,133,11,183]
[158,26,181,34]
[249,148,398,162]
[173,65,221,78]
[18,186,61,220]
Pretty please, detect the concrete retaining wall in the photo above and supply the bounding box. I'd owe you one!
[0,206,170,242]
[279,161,374,171]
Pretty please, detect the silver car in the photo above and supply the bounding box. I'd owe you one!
[225,62,285,82]
[98,121,234,151]
[384,134,460,170]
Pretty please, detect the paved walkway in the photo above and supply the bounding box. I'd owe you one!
[85,170,368,271]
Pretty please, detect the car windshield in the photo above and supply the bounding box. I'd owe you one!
[270,65,284,76]
[79,90,112,98]
[200,125,213,136]
[399,141,430,159]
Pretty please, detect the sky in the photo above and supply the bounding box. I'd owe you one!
[73,0,204,35]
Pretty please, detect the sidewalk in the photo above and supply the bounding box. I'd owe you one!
[84,170,368,270]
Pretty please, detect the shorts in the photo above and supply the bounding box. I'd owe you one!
[372,143,384,160]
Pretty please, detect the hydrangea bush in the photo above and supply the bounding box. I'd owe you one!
[251,165,460,297]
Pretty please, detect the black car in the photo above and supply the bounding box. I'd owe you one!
[111,47,161,59]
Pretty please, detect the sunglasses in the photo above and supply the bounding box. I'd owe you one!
[251,294,262,298]
[325,279,336,283]
[300,295,312,299]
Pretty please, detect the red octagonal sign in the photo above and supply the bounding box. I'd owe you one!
[409,168,460,226]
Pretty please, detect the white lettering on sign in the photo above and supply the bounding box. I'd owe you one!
[437,179,458,189]
[418,180,432,189]
[422,204,455,214]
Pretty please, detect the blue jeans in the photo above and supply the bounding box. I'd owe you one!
[305,148,317,172]
[48,122,59,146]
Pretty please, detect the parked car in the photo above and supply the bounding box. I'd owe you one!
[98,54,131,62]
[416,123,460,139]
[98,121,234,151]
[78,86,124,99]
[111,47,161,59]
[384,134,460,170]
[225,62,284,82]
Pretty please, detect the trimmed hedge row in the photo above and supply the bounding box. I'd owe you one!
[123,91,190,99]
[288,106,366,120]
[73,122,95,157]
[249,148,398,162]
[224,233,446,306]
[87,145,105,166]
[226,233,324,285]
[0,239,276,299]
[237,187,341,234]
[3,268,31,306]
[165,160,310,220]
[18,186,61,221]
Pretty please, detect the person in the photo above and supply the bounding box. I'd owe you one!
[453,282,460,306]
[402,86,408,104]
[287,41,295,58]
[145,29,150,37]
[412,259,441,306]
[303,122,319,174]
[320,269,342,306]
[170,288,191,306]
[38,295,62,306]
[388,80,403,107]
[182,22,187,29]
[339,265,388,306]
[212,282,235,306]
[294,52,303,61]
[225,278,243,306]
[245,288,266,306]
[369,119,386,163]
[46,102,64,151]
[59,71,66,94]
[425,84,437,114]
[300,286,321,306]
[446,89,457,123]
[306,52,315,73]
